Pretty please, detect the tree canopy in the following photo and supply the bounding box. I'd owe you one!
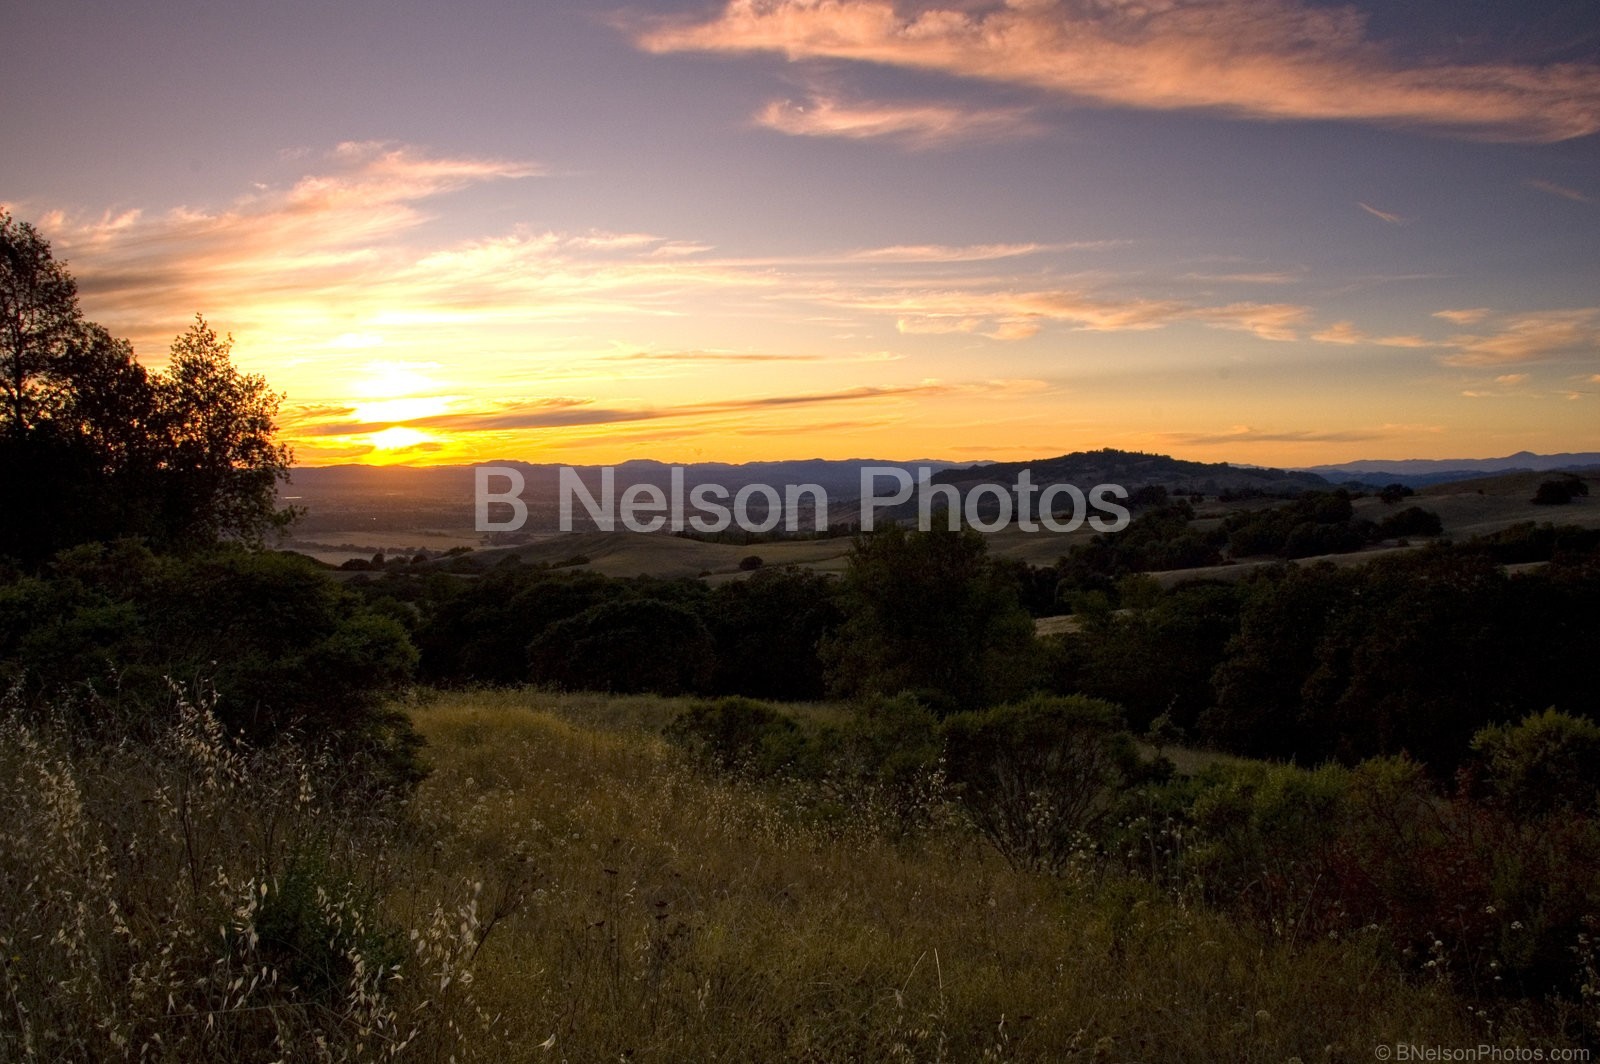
[0,212,295,561]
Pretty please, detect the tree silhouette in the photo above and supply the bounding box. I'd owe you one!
[0,213,295,560]
[155,316,296,548]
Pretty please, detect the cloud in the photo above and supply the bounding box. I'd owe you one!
[1440,309,1600,366]
[1357,202,1407,225]
[1525,179,1592,203]
[1433,307,1492,325]
[292,379,1044,440]
[613,349,827,362]
[1494,373,1528,385]
[636,0,1600,142]
[1311,321,1435,347]
[1185,302,1309,342]
[828,285,1313,340]
[22,142,545,348]
[1158,425,1396,446]
[756,93,1038,146]
[1181,271,1300,285]
[846,241,1067,262]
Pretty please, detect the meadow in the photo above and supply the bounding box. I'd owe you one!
[8,685,1584,1062]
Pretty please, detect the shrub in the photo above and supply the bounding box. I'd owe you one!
[1533,477,1589,505]
[942,694,1137,872]
[836,693,943,787]
[1469,708,1600,817]
[1378,505,1443,539]
[528,597,715,695]
[663,696,818,778]
[0,544,425,794]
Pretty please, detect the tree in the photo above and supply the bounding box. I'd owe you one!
[0,212,82,438]
[0,215,296,559]
[821,525,1040,712]
[156,315,296,548]
[705,566,841,700]
[528,597,716,695]
[1532,477,1589,506]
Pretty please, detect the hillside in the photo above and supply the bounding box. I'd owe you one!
[929,448,1327,495]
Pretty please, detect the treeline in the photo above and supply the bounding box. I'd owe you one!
[326,519,1600,780]
[1049,488,1447,599]
[0,543,422,790]
[1050,538,1600,773]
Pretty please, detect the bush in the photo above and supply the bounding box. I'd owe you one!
[529,597,716,695]
[1532,477,1589,505]
[835,692,943,786]
[1378,505,1443,539]
[663,696,818,777]
[1468,708,1600,817]
[0,544,425,794]
[942,694,1136,872]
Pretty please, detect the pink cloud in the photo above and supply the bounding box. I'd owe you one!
[638,0,1600,142]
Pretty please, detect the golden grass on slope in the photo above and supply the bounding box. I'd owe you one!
[402,690,1528,1063]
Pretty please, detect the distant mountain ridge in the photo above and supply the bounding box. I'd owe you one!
[1300,451,1600,488]
[283,450,1328,533]
[287,450,1325,506]
[928,449,1326,495]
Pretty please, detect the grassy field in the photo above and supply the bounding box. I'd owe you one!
[393,689,1552,1062]
[8,686,1589,1060]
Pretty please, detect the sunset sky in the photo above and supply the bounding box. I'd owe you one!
[4,0,1599,467]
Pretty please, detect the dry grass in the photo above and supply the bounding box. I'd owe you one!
[402,690,1547,1063]
[2,686,1578,1061]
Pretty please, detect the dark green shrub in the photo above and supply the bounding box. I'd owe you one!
[1532,477,1588,505]
[836,693,942,786]
[1469,708,1600,817]
[942,694,1136,872]
[251,847,406,1003]
[664,697,818,778]
[528,597,715,695]
[1378,505,1442,539]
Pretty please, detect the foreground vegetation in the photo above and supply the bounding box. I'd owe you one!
[5,687,1594,1061]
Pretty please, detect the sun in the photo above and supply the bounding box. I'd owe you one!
[368,426,433,451]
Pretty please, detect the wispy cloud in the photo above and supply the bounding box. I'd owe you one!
[1312,321,1435,347]
[854,289,1313,341]
[1440,308,1600,366]
[29,141,540,337]
[612,349,826,362]
[636,0,1600,142]
[1525,179,1592,203]
[1433,308,1492,325]
[1357,202,1407,225]
[1158,425,1398,446]
[1181,271,1301,285]
[845,241,1070,263]
[292,379,1046,440]
[756,93,1038,147]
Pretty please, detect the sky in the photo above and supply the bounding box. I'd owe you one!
[3,0,1599,468]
